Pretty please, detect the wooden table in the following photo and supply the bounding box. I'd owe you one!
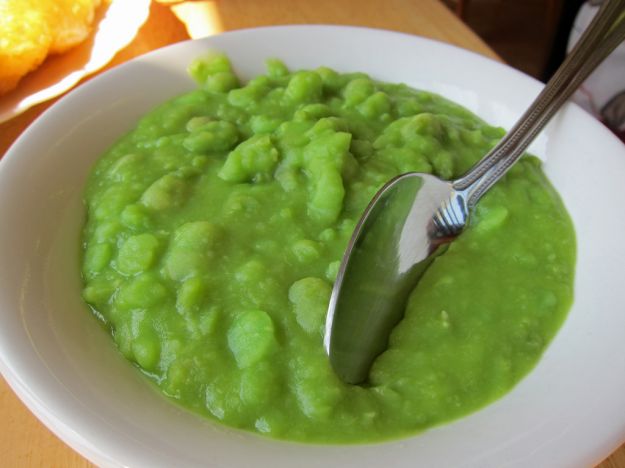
[0,1,623,466]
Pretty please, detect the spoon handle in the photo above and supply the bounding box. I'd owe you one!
[454,0,625,207]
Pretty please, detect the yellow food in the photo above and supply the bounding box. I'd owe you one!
[0,0,102,95]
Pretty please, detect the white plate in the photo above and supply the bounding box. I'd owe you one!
[1,25,625,468]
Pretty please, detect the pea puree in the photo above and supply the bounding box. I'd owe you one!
[81,53,575,443]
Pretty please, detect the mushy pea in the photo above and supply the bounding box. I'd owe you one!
[81,53,575,443]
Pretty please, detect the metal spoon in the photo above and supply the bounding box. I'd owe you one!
[325,0,625,385]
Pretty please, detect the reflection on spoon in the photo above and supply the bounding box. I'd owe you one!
[324,174,462,384]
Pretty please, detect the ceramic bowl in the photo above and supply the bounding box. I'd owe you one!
[1,26,625,467]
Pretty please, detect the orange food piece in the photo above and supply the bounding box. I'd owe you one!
[0,0,102,95]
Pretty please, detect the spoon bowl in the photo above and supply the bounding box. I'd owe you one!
[325,173,466,384]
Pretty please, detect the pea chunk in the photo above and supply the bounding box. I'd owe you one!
[227,310,278,368]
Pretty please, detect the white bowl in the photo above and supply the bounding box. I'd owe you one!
[1,25,625,468]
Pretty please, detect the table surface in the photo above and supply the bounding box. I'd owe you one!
[0,1,623,466]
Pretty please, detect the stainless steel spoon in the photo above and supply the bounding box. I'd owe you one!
[325,0,625,385]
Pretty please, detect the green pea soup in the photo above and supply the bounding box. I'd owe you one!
[81,53,575,443]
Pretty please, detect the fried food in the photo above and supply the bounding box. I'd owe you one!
[0,0,102,95]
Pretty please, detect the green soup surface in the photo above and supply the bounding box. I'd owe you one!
[81,53,575,443]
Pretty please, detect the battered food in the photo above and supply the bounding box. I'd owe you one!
[0,0,102,94]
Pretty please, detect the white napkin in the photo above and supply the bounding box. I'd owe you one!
[567,0,625,138]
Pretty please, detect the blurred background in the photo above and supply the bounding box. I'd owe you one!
[441,0,624,141]
[441,0,583,80]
